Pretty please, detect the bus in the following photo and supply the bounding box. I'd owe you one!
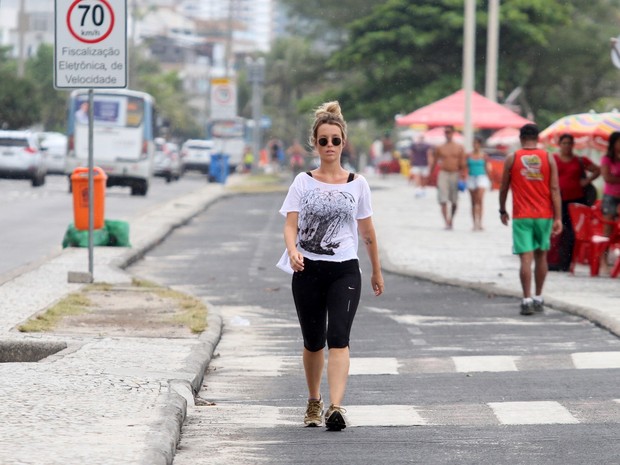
[206,118,249,172]
[65,89,157,196]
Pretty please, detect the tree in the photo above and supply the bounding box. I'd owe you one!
[259,37,329,143]
[279,0,378,43]
[0,45,40,129]
[26,44,68,131]
[328,0,570,123]
[132,48,202,140]
[522,0,620,126]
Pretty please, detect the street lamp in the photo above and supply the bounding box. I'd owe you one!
[246,57,265,171]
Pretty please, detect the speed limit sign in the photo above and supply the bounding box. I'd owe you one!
[54,0,127,88]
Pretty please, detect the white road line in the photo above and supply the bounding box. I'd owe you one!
[192,401,615,428]
[452,355,519,372]
[346,405,426,427]
[571,352,620,369]
[349,357,400,375]
[489,401,579,425]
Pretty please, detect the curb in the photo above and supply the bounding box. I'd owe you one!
[140,311,223,465]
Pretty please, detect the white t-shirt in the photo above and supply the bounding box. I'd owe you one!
[279,172,373,262]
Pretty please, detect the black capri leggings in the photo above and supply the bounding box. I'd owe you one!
[291,258,361,352]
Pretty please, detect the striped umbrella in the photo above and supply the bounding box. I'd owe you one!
[539,112,620,151]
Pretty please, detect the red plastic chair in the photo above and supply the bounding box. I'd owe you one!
[568,203,610,276]
[590,204,620,278]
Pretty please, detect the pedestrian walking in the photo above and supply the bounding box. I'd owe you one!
[466,136,491,230]
[279,101,384,431]
[499,124,562,315]
[409,135,433,198]
[429,126,467,229]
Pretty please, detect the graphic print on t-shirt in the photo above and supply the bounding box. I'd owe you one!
[520,154,544,181]
[298,188,355,255]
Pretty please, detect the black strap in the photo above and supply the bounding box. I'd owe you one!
[576,156,586,179]
[306,171,354,182]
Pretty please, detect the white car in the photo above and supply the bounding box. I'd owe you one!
[39,132,68,175]
[0,130,46,186]
[181,139,214,174]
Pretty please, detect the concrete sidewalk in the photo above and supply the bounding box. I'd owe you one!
[0,172,618,465]
[0,180,236,465]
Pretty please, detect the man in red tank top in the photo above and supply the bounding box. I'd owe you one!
[499,124,562,316]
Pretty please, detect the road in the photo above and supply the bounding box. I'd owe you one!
[129,192,620,465]
[0,173,211,283]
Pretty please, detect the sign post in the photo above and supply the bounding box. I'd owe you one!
[55,0,127,283]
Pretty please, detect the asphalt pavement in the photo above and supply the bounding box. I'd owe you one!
[0,171,618,465]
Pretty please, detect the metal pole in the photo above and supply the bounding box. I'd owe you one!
[248,58,264,172]
[88,89,94,278]
[17,0,26,77]
[252,76,260,170]
[485,0,500,102]
[463,0,476,152]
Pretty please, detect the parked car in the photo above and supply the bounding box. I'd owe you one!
[153,138,182,182]
[181,139,214,174]
[0,130,47,186]
[38,132,68,175]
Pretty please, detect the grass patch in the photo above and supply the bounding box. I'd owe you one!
[85,282,114,292]
[18,293,92,332]
[17,278,208,334]
[227,173,290,194]
[157,287,208,333]
[131,277,159,288]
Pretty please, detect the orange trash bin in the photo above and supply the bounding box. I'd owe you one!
[71,167,107,230]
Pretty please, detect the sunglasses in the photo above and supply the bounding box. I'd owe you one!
[317,136,342,147]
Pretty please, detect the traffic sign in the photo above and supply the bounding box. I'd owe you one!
[210,78,238,120]
[54,0,127,89]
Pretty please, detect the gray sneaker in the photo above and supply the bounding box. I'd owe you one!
[533,299,544,313]
[520,301,534,316]
[325,404,347,431]
[304,398,323,427]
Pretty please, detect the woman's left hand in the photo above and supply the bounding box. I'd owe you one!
[371,273,384,296]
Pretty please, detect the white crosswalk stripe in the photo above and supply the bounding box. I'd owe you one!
[488,401,579,425]
[193,400,620,427]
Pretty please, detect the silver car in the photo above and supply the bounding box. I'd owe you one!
[181,139,214,174]
[0,130,47,186]
[39,132,68,175]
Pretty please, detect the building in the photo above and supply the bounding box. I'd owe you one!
[0,0,54,61]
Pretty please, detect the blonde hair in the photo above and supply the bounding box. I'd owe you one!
[309,101,347,147]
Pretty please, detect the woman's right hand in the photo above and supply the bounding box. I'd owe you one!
[289,250,305,272]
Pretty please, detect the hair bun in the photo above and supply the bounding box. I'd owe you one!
[315,101,342,119]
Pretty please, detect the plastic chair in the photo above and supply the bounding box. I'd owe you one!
[568,203,610,276]
[590,204,620,278]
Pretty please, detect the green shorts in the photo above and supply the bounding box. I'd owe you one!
[512,218,553,254]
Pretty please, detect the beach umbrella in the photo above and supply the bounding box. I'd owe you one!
[422,127,464,146]
[486,127,520,148]
[396,90,533,129]
[539,112,620,151]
